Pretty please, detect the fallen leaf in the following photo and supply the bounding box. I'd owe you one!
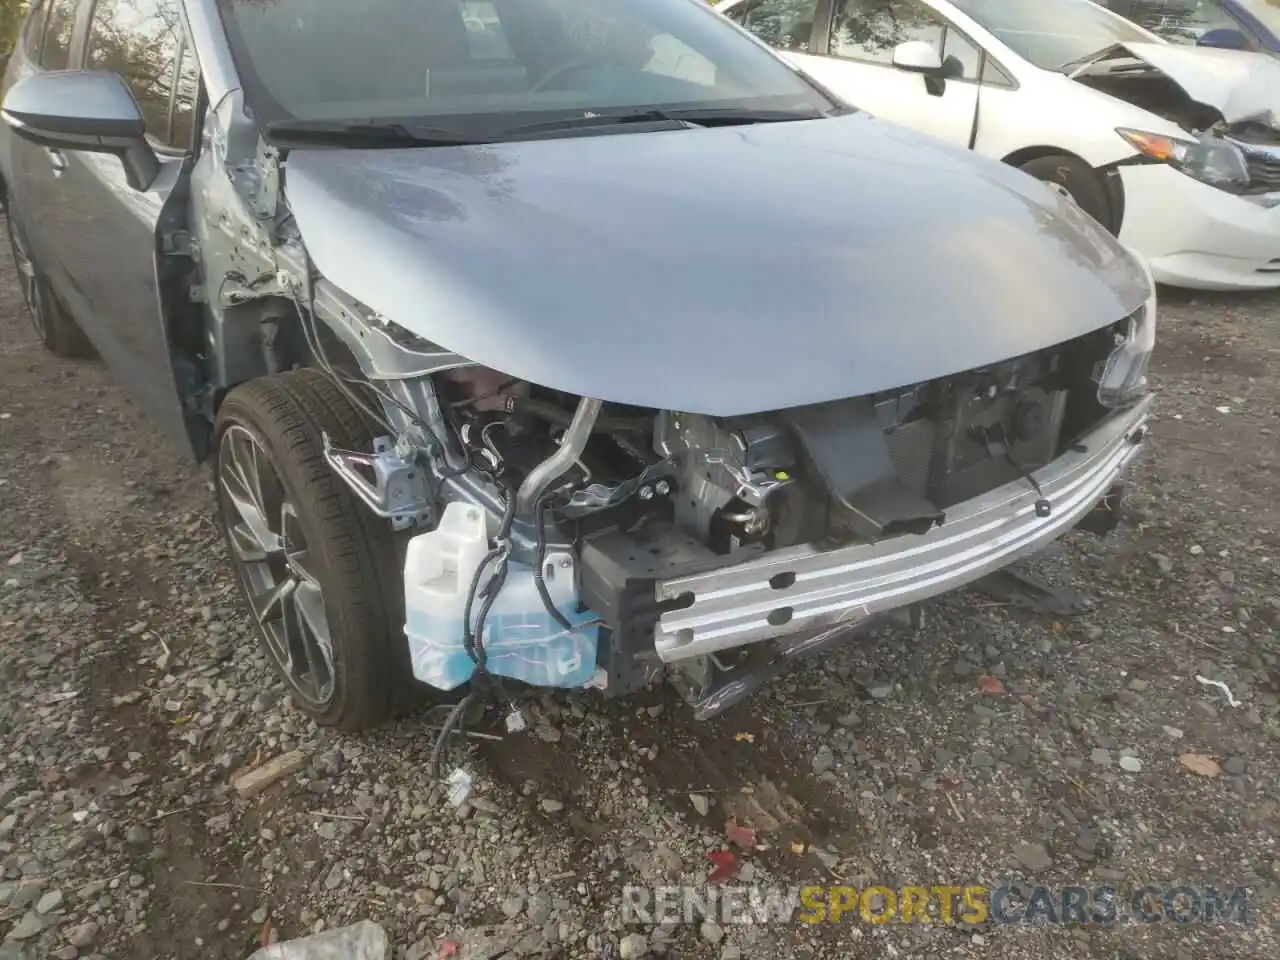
[977,675,1004,695]
[689,792,711,817]
[1179,753,1221,778]
[435,939,461,959]
[790,840,807,855]
[1018,693,1035,707]
[725,817,756,850]
[733,732,756,743]
[1052,621,1065,634]
[706,849,740,885]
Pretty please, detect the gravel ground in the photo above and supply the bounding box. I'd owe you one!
[1,223,1277,960]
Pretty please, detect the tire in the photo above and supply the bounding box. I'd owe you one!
[1018,155,1115,234]
[213,369,415,730]
[5,213,96,359]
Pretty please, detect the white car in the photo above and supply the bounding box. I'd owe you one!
[717,0,1280,290]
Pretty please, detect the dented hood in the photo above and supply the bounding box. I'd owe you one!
[1076,41,1280,126]
[284,113,1150,416]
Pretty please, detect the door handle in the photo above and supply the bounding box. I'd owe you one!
[46,148,67,174]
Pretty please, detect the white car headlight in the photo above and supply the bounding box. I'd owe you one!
[1097,252,1157,408]
[1117,127,1251,191]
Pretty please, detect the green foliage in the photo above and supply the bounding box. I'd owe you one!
[0,0,26,67]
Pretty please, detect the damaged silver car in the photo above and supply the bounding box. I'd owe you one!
[0,0,1155,729]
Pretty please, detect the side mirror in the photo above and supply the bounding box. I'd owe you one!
[891,40,944,74]
[1196,27,1251,50]
[1,70,158,191]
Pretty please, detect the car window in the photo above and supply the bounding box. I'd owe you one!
[1238,0,1280,34]
[85,0,185,146]
[950,0,1149,70]
[22,0,50,61]
[724,0,821,52]
[1105,1,1251,45]
[941,26,981,79]
[830,0,982,80]
[831,0,945,63]
[461,0,515,59]
[215,0,838,137]
[980,54,1013,86]
[39,0,77,70]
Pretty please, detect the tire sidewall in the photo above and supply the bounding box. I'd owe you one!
[6,213,54,351]
[1021,156,1113,233]
[213,393,364,727]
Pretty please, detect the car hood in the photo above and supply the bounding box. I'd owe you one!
[1074,41,1280,127]
[284,113,1149,416]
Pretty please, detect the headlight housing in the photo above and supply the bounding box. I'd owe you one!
[1097,252,1157,408]
[1116,128,1250,191]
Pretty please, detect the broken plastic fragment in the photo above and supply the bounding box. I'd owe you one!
[247,920,387,959]
[1194,675,1240,707]
[445,768,473,807]
[505,708,527,734]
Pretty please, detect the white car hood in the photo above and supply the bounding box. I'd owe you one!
[1076,41,1280,126]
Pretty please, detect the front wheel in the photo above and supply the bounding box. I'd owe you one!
[213,369,415,730]
[1018,155,1115,235]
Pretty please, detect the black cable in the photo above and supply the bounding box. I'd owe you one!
[470,556,510,672]
[450,377,520,410]
[430,474,516,779]
[293,298,395,431]
[428,694,472,781]
[462,546,503,667]
[534,492,577,634]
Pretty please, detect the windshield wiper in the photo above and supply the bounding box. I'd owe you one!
[500,109,689,138]
[265,119,489,148]
[501,106,827,139]
[656,106,829,125]
[1058,42,1127,76]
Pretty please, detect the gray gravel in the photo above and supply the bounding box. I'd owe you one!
[1,221,1278,960]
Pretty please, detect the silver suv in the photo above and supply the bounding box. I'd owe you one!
[1,0,1156,731]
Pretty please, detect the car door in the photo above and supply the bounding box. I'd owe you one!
[6,0,85,277]
[23,0,204,456]
[793,0,982,148]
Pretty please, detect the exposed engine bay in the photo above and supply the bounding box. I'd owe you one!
[317,307,1143,718]
[1073,44,1280,196]
[433,324,1117,557]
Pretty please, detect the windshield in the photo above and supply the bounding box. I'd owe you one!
[216,0,835,141]
[1239,0,1280,33]
[950,0,1151,70]
[1108,0,1272,45]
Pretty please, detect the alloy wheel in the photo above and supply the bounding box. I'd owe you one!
[217,423,337,706]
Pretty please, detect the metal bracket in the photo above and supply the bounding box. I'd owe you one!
[162,228,198,257]
[321,433,433,531]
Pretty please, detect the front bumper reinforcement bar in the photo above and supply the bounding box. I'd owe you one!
[653,395,1154,662]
